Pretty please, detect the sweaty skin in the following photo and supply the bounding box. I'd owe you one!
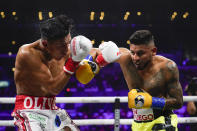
[116,47,183,110]
[85,45,183,111]
[14,35,72,97]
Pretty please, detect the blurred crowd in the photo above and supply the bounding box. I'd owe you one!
[0,54,197,131]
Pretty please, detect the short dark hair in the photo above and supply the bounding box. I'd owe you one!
[129,30,154,45]
[40,14,73,41]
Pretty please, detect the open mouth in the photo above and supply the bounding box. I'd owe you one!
[135,63,140,66]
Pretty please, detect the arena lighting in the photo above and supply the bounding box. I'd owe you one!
[173,12,177,16]
[124,11,130,21]
[183,12,189,19]
[38,11,43,20]
[0,12,4,15]
[1,12,5,19]
[8,52,12,56]
[137,11,141,16]
[0,81,10,88]
[49,12,53,18]
[91,40,95,44]
[12,12,16,16]
[131,24,136,28]
[12,41,16,45]
[66,88,70,92]
[171,15,176,21]
[127,40,131,44]
[12,67,15,72]
[124,15,128,20]
[100,12,104,21]
[90,11,95,21]
[126,12,130,15]
[171,11,178,21]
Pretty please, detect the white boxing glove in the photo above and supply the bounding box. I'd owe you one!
[70,35,92,62]
[96,41,121,67]
[63,35,92,75]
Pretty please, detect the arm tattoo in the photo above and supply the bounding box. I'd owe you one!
[166,61,179,84]
[165,61,183,110]
[128,61,143,89]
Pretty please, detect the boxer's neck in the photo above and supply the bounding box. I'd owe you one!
[38,39,52,62]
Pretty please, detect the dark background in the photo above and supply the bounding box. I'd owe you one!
[0,0,197,130]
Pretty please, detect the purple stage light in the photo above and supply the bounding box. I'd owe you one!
[111,24,117,27]
[182,58,189,66]
[131,24,136,28]
[98,24,103,27]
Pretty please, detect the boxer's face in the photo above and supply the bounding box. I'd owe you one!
[47,33,71,60]
[130,44,156,70]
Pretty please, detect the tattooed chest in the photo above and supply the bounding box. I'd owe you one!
[142,70,166,96]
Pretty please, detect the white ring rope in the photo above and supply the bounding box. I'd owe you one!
[0,96,197,104]
[1,117,197,127]
[1,96,197,127]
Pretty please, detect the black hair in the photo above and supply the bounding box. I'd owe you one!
[40,14,73,41]
[129,30,154,45]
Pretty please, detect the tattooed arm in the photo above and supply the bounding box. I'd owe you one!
[116,48,143,90]
[164,61,183,110]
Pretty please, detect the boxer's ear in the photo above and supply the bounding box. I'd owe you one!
[41,40,48,47]
[151,47,157,56]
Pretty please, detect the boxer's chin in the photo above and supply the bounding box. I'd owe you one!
[135,64,143,70]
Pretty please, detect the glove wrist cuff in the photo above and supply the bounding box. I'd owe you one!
[63,58,79,75]
[151,97,166,109]
[96,54,108,67]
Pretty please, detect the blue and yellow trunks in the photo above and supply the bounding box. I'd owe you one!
[131,114,178,131]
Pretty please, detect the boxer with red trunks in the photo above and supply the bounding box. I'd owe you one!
[12,15,92,131]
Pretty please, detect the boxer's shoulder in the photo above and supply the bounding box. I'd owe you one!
[155,56,178,81]
[162,58,177,72]
[18,42,38,56]
[17,43,43,68]
[119,47,130,54]
[116,48,131,64]
[154,55,177,69]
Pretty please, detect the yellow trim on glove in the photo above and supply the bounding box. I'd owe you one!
[128,89,153,109]
[76,60,100,84]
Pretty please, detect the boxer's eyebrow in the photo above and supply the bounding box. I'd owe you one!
[137,50,145,54]
[130,50,144,54]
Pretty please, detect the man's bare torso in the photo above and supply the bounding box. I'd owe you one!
[120,53,173,98]
[14,40,68,96]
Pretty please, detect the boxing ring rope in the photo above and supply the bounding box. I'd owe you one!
[1,96,197,127]
[1,117,197,127]
[1,96,197,104]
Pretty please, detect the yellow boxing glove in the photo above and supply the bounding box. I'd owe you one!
[76,55,100,84]
[128,89,166,109]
